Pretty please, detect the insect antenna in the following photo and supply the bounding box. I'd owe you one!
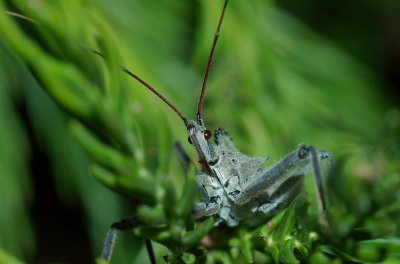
[196,0,229,122]
[87,47,188,126]
[120,67,188,125]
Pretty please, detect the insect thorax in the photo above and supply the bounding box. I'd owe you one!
[191,123,269,225]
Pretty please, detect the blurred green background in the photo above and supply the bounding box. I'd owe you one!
[0,0,399,263]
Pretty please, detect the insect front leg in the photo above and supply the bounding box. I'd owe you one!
[192,200,222,220]
[173,142,223,221]
[192,172,224,221]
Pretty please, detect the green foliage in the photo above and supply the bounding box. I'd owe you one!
[0,249,25,264]
[0,42,34,263]
[0,0,399,263]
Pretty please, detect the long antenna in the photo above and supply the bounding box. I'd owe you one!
[88,47,188,125]
[121,67,188,125]
[196,0,229,120]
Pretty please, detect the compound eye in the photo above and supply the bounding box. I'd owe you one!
[204,129,212,140]
[188,136,193,145]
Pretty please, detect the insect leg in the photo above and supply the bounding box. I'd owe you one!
[252,174,303,216]
[192,199,222,220]
[309,147,333,225]
[233,146,331,221]
[101,217,156,264]
[192,169,224,221]
[233,146,311,204]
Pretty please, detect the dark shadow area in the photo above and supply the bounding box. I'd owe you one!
[18,101,93,264]
[278,0,400,106]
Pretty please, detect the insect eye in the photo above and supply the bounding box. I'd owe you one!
[188,136,193,145]
[204,129,212,140]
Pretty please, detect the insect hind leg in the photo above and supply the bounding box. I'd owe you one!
[309,147,333,226]
[253,173,303,216]
[232,146,332,224]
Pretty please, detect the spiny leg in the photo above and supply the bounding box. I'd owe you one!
[193,196,240,226]
[253,174,303,216]
[101,217,156,264]
[233,146,312,204]
[102,227,117,262]
[192,191,224,221]
[173,142,222,221]
[233,146,332,223]
[193,201,222,221]
[192,170,226,221]
[309,147,333,226]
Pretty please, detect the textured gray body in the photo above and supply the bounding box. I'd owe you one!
[99,1,332,262]
[188,120,331,227]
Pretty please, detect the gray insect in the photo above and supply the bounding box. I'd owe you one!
[120,0,333,227]
[100,0,332,261]
[188,119,332,227]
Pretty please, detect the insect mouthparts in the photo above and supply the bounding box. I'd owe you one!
[208,158,219,166]
[187,123,195,130]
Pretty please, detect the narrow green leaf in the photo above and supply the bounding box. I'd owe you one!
[229,237,241,259]
[209,250,233,264]
[359,238,400,250]
[91,164,156,204]
[239,228,254,263]
[136,205,167,225]
[174,166,197,219]
[320,245,364,263]
[162,179,177,220]
[279,239,299,264]
[265,243,280,264]
[272,196,298,241]
[95,258,109,264]
[133,225,171,242]
[0,249,25,264]
[70,121,134,171]
[183,218,215,250]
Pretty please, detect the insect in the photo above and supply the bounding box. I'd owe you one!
[100,0,332,261]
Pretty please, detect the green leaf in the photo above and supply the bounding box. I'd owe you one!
[272,196,298,241]
[174,166,197,219]
[239,228,254,263]
[279,239,299,264]
[320,245,364,263]
[183,218,215,250]
[0,249,25,264]
[133,225,171,242]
